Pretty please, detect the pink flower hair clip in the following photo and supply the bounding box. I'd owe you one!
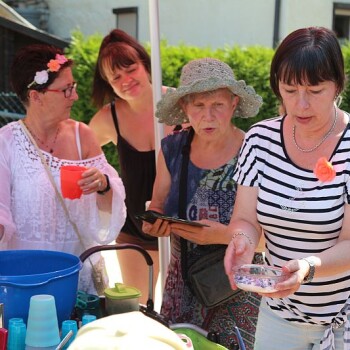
[314,157,336,182]
[27,54,68,89]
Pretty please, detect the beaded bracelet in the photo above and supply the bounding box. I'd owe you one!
[231,232,253,245]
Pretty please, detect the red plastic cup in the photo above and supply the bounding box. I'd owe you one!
[60,166,86,199]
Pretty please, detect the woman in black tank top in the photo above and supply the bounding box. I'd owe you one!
[89,29,162,305]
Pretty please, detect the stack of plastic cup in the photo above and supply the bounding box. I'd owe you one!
[25,295,60,350]
[60,320,78,350]
[7,318,26,350]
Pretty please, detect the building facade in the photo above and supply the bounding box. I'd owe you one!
[8,0,350,48]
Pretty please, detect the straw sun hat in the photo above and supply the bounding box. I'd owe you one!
[156,58,263,126]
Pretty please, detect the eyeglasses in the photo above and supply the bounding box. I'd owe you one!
[44,82,77,98]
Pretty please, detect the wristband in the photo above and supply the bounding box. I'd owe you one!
[97,174,110,195]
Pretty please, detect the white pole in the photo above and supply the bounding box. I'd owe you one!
[148,0,170,299]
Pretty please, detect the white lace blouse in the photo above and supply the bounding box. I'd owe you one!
[0,121,126,294]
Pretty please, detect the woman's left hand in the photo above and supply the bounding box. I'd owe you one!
[79,167,108,195]
[261,259,308,298]
[142,218,171,237]
[170,219,223,245]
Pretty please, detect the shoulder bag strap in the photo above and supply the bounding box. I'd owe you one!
[179,127,194,283]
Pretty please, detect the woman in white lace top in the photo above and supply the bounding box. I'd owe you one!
[0,44,126,294]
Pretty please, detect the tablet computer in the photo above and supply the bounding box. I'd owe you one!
[135,210,210,227]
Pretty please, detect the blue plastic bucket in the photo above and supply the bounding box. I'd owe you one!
[0,250,82,328]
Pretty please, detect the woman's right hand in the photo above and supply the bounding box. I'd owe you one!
[224,233,256,289]
[142,218,171,237]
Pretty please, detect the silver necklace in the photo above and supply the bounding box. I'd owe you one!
[292,106,338,153]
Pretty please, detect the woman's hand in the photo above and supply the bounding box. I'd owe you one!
[224,233,256,289]
[263,259,310,298]
[170,219,223,245]
[79,167,108,195]
[142,218,171,237]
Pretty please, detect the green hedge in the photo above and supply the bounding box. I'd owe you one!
[65,31,350,169]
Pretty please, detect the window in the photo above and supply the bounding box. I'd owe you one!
[112,7,138,39]
[333,3,350,43]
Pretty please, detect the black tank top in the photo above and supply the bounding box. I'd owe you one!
[111,100,157,243]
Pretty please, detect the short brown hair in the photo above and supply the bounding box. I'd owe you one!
[91,29,151,108]
[270,27,345,101]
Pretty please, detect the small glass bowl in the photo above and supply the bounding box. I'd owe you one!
[234,264,290,293]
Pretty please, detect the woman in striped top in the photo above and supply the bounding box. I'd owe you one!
[224,27,350,350]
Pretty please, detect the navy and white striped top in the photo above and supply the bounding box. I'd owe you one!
[234,115,350,326]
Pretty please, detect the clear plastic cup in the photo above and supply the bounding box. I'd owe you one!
[25,295,60,349]
[60,166,86,199]
[234,264,291,293]
[60,320,78,349]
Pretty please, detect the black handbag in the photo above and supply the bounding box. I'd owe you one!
[179,128,240,308]
[187,246,241,308]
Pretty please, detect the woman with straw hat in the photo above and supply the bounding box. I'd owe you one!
[141,57,263,349]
